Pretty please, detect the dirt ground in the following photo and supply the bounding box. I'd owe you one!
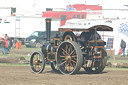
[0,66,128,85]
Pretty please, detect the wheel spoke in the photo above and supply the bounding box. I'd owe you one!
[70,62,75,69]
[39,63,42,66]
[62,48,69,55]
[69,50,75,56]
[61,59,66,61]
[62,51,66,55]
[36,54,38,60]
[72,50,76,55]
[73,58,77,60]
[71,55,76,58]
[68,45,71,54]
[71,60,77,63]
[69,61,73,72]
[68,61,70,71]
[65,61,68,71]
[33,60,37,65]
[58,60,67,66]
[59,55,65,57]
[39,55,41,61]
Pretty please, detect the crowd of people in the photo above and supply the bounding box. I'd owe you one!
[0,34,13,55]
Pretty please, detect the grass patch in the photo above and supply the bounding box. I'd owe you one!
[105,67,128,71]
[0,63,30,66]
[0,54,30,60]
[0,45,40,60]
[0,63,51,68]
[108,60,128,63]
[0,54,30,61]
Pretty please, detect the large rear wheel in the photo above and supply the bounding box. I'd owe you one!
[30,51,45,73]
[84,48,107,74]
[62,32,77,42]
[56,41,83,75]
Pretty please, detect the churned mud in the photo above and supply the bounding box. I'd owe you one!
[0,66,128,85]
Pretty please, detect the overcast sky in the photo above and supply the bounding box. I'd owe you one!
[0,0,128,11]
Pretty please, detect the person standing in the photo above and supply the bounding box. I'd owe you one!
[4,34,9,40]
[120,39,126,57]
[4,39,9,54]
[0,38,5,55]
[8,37,13,50]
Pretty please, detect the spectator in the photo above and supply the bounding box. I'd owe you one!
[0,36,2,41]
[8,37,13,50]
[4,39,9,54]
[4,34,9,40]
[0,38,5,55]
[120,39,126,57]
[13,38,17,48]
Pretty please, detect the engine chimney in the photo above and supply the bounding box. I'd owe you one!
[45,18,51,42]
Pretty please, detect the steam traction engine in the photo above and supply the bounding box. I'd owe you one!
[30,18,113,75]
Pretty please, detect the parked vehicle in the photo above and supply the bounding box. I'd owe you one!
[24,31,58,48]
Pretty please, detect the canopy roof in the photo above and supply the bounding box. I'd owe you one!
[59,19,113,31]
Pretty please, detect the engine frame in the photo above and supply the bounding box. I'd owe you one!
[30,18,113,74]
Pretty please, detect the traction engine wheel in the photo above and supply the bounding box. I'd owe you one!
[30,51,45,73]
[51,61,59,73]
[56,41,83,75]
[62,32,77,41]
[84,48,107,74]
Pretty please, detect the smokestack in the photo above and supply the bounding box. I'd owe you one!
[45,18,51,42]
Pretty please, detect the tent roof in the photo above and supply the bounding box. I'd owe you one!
[59,19,113,31]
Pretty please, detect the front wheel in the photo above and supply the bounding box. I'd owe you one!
[30,51,45,73]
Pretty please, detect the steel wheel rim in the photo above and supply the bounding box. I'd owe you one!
[64,35,73,41]
[57,41,82,74]
[30,52,45,73]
